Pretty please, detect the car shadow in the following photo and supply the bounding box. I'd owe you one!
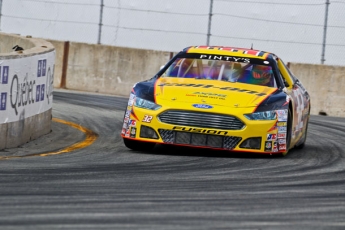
[135,144,286,159]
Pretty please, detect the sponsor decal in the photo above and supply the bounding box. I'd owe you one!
[199,54,250,63]
[142,115,153,123]
[158,83,267,96]
[265,141,272,151]
[37,61,42,77]
[125,129,130,137]
[292,85,307,137]
[1,53,54,121]
[277,109,288,121]
[278,138,286,144]
[188,92,227,100]
[40,84,45,101]
[129,93,135,99]
[128,93,135,106]
[192,104,213,109]
[278,133,286,139]
[42,60,47,76]
[267,134,277,141]
[1,66,9,84]
[278,126,287,133]
[279,144,286,151]
[130,120,137,127]
[130,127,136,138]
[273,141,278,152]
[173,126,228,135]
[277,121,287,127]
[125,110,130,118]
[11,73,38,115]
[37,59,47,77]
[0,92,7,110]
[36,85,41,102]
[121,128,126,135]
[128,99,134,106]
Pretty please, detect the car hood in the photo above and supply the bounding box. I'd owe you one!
[154,77,277,108]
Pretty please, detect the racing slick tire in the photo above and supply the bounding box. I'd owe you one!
[123,138,156,151]
[295,116,309,149]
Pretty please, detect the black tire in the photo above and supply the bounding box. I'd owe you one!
[295,116,309,149]
[123,138,156,151]
[295,140,305,149]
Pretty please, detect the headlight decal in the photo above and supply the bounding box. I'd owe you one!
[244,110,277,120]
[134,97,161,110]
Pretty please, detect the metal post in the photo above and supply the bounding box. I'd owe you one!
[206,0,213,46]
[98,0,104,44]
[60,41,70,89]
[321,0,330,64]
[0,0,3,31]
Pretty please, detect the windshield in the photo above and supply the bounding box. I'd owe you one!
[162,57,277,88]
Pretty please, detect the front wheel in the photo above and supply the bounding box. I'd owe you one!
[123,138,156,151]
[295,116,309,149]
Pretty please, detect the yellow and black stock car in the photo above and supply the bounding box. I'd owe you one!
[121,46,310,156]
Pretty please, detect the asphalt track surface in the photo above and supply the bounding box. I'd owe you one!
[1,89,345,230]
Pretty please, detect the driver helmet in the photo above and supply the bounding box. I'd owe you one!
[250,65,273,86]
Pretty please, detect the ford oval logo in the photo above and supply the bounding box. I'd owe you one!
[192,104,213,109]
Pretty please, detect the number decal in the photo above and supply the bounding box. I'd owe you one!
[142,115,153,123]
[292,84,306,137]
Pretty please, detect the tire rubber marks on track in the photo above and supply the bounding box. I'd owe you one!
[0,118,98,160]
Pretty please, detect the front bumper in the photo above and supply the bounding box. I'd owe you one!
[121,104,287,154]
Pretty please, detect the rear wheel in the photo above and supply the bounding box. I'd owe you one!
[123,138,156,151]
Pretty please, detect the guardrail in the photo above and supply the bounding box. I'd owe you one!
[0,32,55,150]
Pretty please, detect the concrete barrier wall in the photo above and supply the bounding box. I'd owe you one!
[47,40,171,96]
[0,33,36,53]
[51,41,172,96]
[0,32,55,150]
[289,63,345,117]
[49,39,344,117]
[47,39,64,88]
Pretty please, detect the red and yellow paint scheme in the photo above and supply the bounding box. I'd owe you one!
[121,46,310,155]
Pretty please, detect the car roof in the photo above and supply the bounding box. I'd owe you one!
[183,46,274,60]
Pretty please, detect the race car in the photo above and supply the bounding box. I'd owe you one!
[121,46,310,155]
